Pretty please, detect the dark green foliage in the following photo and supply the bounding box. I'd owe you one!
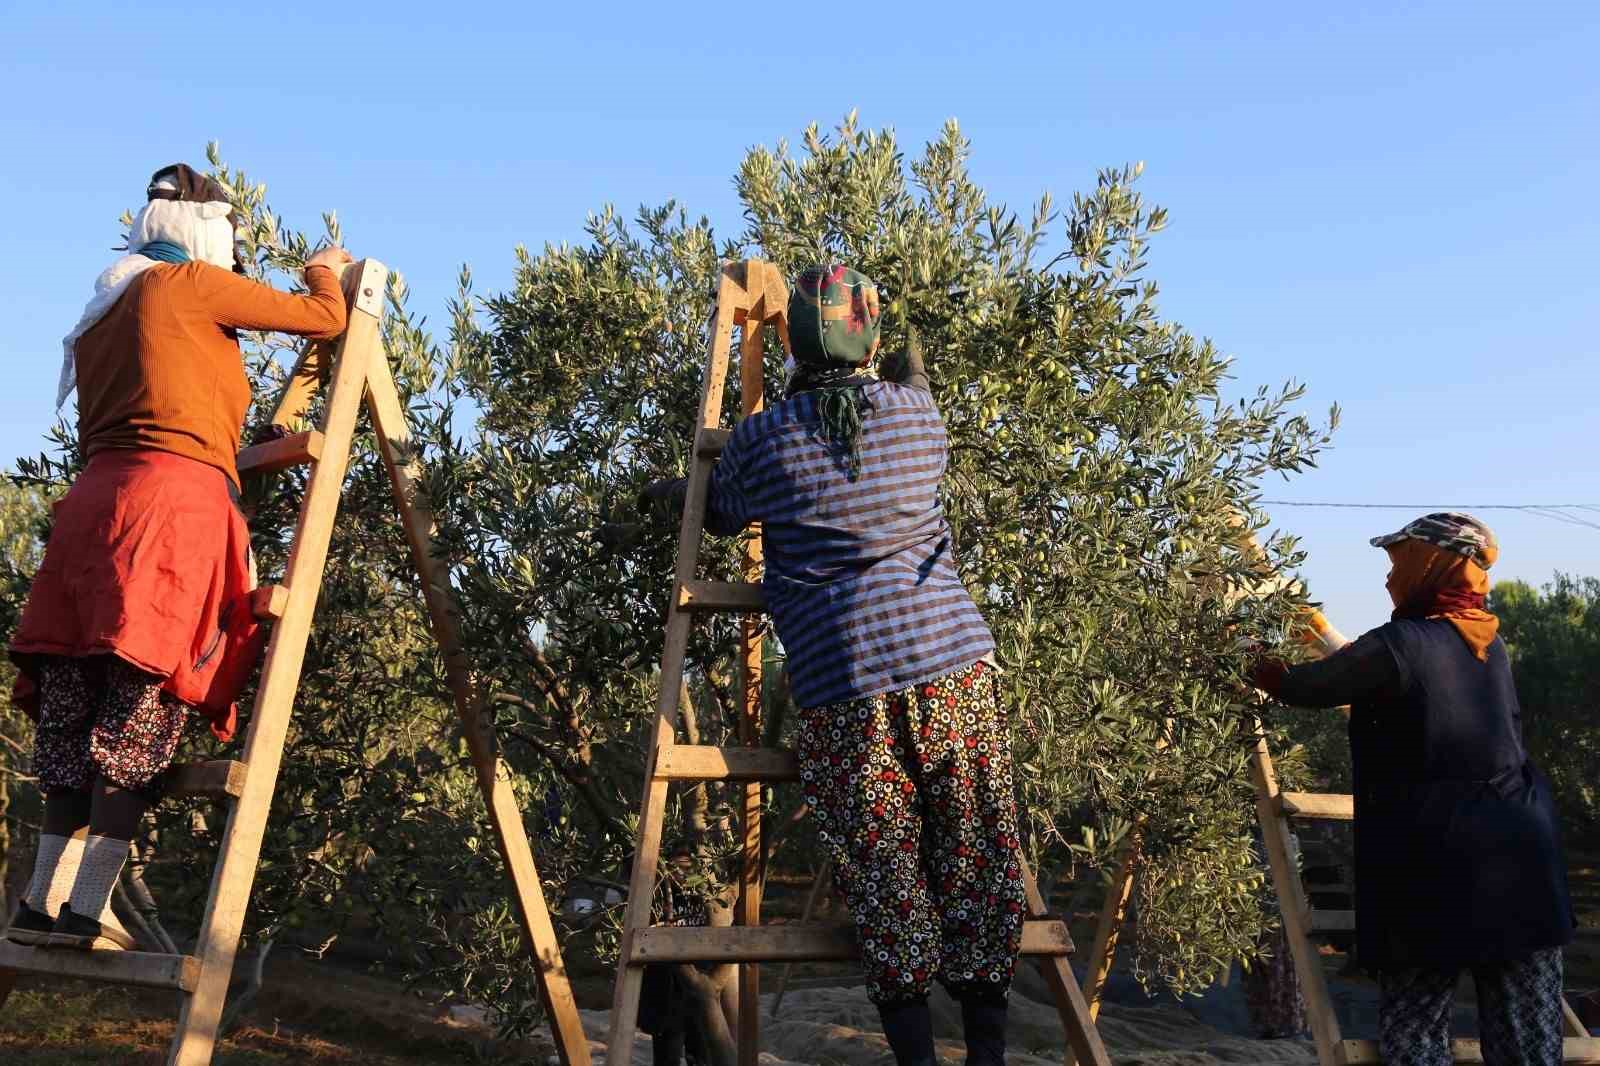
[1494,575,1600,837]
[430,115,1338,997]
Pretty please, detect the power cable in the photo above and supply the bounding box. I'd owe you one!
[1259,500,1600,532]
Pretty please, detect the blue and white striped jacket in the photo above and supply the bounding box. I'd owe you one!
[706,379,995,709]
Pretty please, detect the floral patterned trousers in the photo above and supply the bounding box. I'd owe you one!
[796,660,1026,1005]
[32,654,188,803]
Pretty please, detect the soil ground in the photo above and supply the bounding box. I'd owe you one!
[6,858,1600,1063]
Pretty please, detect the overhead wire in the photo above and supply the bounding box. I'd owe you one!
[1259,500,1600,532]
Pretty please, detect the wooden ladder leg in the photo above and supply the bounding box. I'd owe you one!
[607,266,744,1066]
[734,301,767,1066]
[1019,857,1112,1066]
[363,344,590,1066]
[1079,832,1138,1028]
[769,858,832,1019]
[1250,734,1342,1066]
[166,267,380,1066]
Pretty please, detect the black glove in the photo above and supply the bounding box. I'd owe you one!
[248,423,291,447]
[880,329,929,392]
[636,477,689,519]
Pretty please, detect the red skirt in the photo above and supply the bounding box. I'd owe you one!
[9,450,264,741]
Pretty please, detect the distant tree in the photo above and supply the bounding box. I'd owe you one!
[1494,574,1600,837]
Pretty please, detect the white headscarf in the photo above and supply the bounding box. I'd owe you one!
[57,187,235,409]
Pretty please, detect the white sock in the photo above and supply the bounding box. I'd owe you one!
[67,835,129,927]
[24,833,85,919]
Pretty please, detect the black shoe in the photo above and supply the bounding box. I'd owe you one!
[46,904,134,951]
[4,901,56,946]
[878,998,937,1066]
[960,994,1008,1066]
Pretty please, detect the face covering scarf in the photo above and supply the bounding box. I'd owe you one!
[1384,538,1501,660]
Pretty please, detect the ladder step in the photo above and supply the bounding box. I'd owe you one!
[655,745,798,782]
[1278,791,1353,820]
[168,760,247,801]
[237,429,324,476]
[250,583,288,621]
[629,919,1073,963]
[697,428,731,458]
[1337,1037,1600,1063]
[0,942,200,991]
[1307,909,1355,933]
[678,580,765,613]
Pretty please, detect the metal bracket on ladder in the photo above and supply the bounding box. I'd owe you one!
[605,259,1113,1066]
[0,258,591,1066]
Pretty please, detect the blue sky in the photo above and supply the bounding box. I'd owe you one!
[2,2,1595,634]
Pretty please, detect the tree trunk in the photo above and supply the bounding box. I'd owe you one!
[675,962,739,1066]
[218,937,275,1036]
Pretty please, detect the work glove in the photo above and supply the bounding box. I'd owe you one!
[248,423,291,447]
[1248,655,1288,698]
[879,329,929,391]
[637,477,689,520]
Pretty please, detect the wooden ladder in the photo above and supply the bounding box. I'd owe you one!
[604,258,1113,1066]
[1252,606,1598,1065]
[0,259,591,1066]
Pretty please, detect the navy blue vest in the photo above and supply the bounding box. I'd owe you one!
[1349,619,1573,969]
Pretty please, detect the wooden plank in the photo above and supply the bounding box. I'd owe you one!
[608,261,755,1066]
[167,760,247,801]
[1338,1037,1600,1063]
[1280,791,1354,820]
[632,919,1074,963]
[250,584,289,622]
[655,745,799,782]
[1308,909,1356,933]
[168,261,384,1066]
[697,428,730,458]
[0,943,199,991]
[678,580,765,613]
[237,429,324,476]
[364,341,591,1066]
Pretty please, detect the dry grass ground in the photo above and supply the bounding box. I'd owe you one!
[0,954,557,1065]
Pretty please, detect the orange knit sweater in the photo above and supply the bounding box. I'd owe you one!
[73,262,347,487]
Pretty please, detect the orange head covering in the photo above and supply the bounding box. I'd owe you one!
[1382,532,1501,660]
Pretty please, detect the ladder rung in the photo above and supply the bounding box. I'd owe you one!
[250,584,288,621]
[1308,908,1355,933]
[168,760,247,801]
[0,942,200,991]
[237,429,324,476]
[1337,1037,1600,1063]
[629,919,1072,963]
[678,580,765,613]
[654,745,798,782]
[1278,791,1353,820]
[697,428,730,458]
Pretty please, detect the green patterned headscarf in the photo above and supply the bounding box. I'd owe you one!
[786,265,882,479]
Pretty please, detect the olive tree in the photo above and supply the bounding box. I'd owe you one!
[426,113,1335,1010]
